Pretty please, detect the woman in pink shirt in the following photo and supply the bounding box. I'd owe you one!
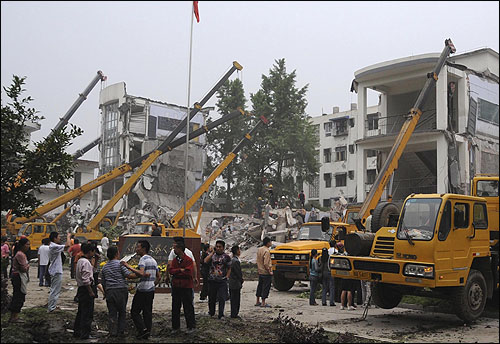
[8,237,30,323]
[1,236,11,279]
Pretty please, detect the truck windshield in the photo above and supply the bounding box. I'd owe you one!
[18,224,29,237]
[397,198,441,241]
[345,211,359,224]
[476,180,498,197]
[134,224,152,234]
[297,225,332,241]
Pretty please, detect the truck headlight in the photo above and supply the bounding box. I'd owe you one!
[295,255,300,260]
[330,257,351,270]
[301,255,308,260]
[271,253,275,259]
[403,264,434,279]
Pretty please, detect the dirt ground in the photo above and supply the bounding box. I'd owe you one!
[1,263,499,343]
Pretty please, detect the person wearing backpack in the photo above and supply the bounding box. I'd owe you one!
[308,249,320,306]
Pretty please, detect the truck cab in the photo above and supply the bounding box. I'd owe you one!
[16,222,58,259]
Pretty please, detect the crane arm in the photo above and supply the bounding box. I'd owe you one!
[355,39,456,228]
[72,137,102,161]
[169,115,269,228]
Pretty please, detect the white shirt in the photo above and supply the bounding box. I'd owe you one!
[101,236,109,250]
[168,247,194,262]
[48,242,65,275]
[38,245,50,266]
[211,219,218,228]
[365,215,372,233]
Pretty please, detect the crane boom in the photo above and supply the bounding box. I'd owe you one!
[72,137,102,161]
[86,62,243,231]
[169,115,269,228]
[354,39,456,229]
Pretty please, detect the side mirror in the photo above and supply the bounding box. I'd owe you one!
[321,217,330,232]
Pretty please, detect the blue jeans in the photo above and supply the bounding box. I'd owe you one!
[48,273,62,311]
[39,265,49,286]
[322,275,335,305]
[309,275,319,305]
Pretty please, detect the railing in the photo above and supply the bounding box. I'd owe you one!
[365,111,436,138]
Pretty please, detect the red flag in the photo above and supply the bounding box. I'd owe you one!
[193,1,200,23]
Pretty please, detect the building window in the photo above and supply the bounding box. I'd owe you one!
[74,172,82,189]
[324,122,333,137]
[349,118,355,127]
[349,144,355,154]
[367,113,379,130]
[367,149,377,157]
[367,169,377,184]
[335,173,347,187]
[335,146,347,161]
[348,170,354,180]
[324,148,332,163]
[102,102,120,173]
[323,199,331,208]
[333,119,348,136]
[324,173,332,188]
[477,98,499,125]
[309,176,319,198]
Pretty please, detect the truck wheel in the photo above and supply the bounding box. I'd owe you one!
[372,283,402,309]
[451,269,487,323]
[273,275,295,291]
[371,202,399,233]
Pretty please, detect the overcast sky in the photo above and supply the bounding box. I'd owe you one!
[2,1,499,162]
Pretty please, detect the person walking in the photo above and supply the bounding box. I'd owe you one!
[228,245,243,319]
[121,240,160,339]
[68,238,81,279]
[48,231,71,313]
[204,240,231,319]
[100,234,109,258]
[319,247,335,306]
[101,245,130,338]
[255,237,273,308]
[8,237,30,323]
[169,240,196,334]
[308,249,320,306]
[199,243,210,302]
[37,238,50,286]
[1,236,11,279]
[73,243,97,340]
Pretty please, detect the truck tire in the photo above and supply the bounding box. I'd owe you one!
[451,269,487,323]
[273,275,295,291]
[371,202,399,233]
[372,283,402,309]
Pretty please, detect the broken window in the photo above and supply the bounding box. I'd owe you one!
[332,119,348,136]
[102,102,120,173]
[335,173,347,187]
[324,173,332,188]
[335,146,347,161]
[367,113,379,130]
[477,98,499,125]
[309,176,319,198]
[324,122,333,137]
[324,148,332,163]
[348,144,355,154]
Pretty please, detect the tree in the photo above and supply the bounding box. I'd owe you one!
[238,58,319,210]
[205,78,248,212]
[1,75,83,217]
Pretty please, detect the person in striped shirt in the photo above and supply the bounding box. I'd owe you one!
[101,245,131,338]
[121,240,160,340]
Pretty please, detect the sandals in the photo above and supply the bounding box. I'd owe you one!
[254,302,262,306]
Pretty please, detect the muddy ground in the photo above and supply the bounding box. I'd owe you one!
[1,263,499,343]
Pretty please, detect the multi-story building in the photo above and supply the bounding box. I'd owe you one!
[98,82,211,215]
[306,46,498,208]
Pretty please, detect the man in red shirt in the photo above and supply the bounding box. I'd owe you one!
[169,241,196,334]
[69,239,81,279]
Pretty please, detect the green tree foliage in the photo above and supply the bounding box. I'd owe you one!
[1,75,82,217]
[205,78,249,211]
[237,59,319,210]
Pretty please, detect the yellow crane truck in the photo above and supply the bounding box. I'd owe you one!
[330,175,498,323]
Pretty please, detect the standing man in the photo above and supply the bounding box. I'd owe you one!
[361,210,374,307]
[204,240,231,319]
[68,238,81,279]
[199,243,210,302]
[121,240,159,340]
[167,237,199,293]
[228,245,243,319]
[101,245,131,338]
[73,243,96,340]
[48,231,71,313]
[37,238,50,286]
[298,190,305,208]
[365,209,374,233]
[169,240,196,334]
[151,223,161,236]
[255,237,273,308]
[100,234,109,258]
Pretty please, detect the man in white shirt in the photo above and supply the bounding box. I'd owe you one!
[48,231,71,312]
[38,238,51,287]
[101,234,109,257]
[211,219,219,235]
[365,209,374,233]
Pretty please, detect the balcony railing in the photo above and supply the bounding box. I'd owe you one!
[365,111,436,138]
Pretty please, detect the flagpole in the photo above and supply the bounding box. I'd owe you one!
[183,3,195,238]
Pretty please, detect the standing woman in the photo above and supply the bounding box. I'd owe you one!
[308,249,320,306]
[8,237,30,323]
